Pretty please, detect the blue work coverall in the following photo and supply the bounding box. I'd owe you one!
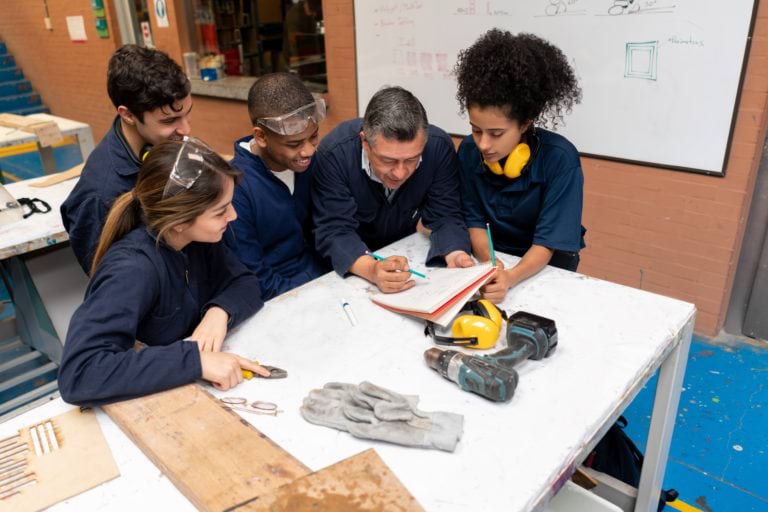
[60,116,142,274]
[58,227,263,406]
[458,128,585,270]
[225,137,326,300]
[311,119,470,275]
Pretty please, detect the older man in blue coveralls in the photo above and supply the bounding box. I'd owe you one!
[60,45,192,274]
[311,86,473,293]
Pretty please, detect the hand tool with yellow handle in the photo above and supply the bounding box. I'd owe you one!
[242,365,287,380]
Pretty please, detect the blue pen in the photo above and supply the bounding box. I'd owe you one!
[368,251,427,279]
[486,223,496,267]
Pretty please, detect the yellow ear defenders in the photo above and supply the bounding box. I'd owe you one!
[424,300,507,350]
[140,144,152,161]
[484,143,531,179]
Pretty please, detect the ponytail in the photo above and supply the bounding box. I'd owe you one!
[90,191,141,276]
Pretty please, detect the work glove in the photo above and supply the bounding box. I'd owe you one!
[300,381,464,452]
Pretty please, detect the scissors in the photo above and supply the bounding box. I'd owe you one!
[219,397,282,416]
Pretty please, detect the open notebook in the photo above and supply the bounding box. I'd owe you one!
[370,263,497,326]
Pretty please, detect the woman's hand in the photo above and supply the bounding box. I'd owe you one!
[191,307,229,352]
[200,352,270,391]
[480,268,515,303]
[489,258,505,270]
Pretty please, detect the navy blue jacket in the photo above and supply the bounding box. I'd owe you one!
[458,128,585,257]
[61,116,142,274]
[311,119,470,275]
[225,137,326,300]
[58,227,263,406]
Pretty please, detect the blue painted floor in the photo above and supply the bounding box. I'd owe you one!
[623,336,768,511]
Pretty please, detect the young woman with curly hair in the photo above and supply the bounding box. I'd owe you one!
[454,29,586,302]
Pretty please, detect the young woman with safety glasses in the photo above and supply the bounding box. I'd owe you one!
[58,138,270,406]
[454,29,586,303]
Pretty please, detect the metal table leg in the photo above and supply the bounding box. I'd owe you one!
[634,315,694,511]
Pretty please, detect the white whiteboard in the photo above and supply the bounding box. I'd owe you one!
[354,0,757,175]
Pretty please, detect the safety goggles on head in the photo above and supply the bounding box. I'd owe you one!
[425,300,508,350]
[162,136,215,199]
[257,99,326,136]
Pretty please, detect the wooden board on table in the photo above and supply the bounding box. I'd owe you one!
[104,384,310,512]
[4,408,119,511]
[0,113,63,147]
[28,163,83,188]
[242,448,424,511]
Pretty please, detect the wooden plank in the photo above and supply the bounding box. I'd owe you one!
[0,113,63,147]
[241,449,425,512]
[28,163,83,188]
[104,384,310,512]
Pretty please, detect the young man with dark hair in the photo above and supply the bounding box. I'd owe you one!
[224,72,327,300]
[311,86,473,294]
[61,44,192,273]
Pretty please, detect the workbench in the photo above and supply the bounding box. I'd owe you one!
[0,233,695,511]
[0,175,86,418]
[0,175,77,260]
[0,114,94,175]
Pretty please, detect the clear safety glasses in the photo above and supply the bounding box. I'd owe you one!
[162,136,215,199]
[257,99,326,136]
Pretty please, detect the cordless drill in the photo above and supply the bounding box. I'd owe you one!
[424,311,558,402]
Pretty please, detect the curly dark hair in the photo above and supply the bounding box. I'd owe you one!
[454,30,581,128]
[107,45,190,122]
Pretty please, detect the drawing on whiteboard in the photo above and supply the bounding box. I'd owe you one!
[607,0,675,16]
[392,49,451,80]
[435,53,450,77]
[454,0,478,16]
[608,0,639,15]
[667,35,704,47]
[453,0,514,16]
[624,41,658,80]
[544,0,586,17]
[420,52,434,76]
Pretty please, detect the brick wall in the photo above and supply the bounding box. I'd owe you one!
[0,1,120,140]
[321,0,358,128]
[186,95,253,156]
[0,0,191,141]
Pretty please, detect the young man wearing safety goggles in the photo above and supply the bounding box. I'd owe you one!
[311,86,473,294]
[61,45,192,274]
[224,73,328,300]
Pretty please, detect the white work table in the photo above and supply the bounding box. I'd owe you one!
[0,175,77,260]
[0,175,85,415]
[0,233,695,511]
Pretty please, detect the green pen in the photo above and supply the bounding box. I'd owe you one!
[486,223,496,267]
[368,251,427,278]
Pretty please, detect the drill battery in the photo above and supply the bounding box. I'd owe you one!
[506,311,558,360]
